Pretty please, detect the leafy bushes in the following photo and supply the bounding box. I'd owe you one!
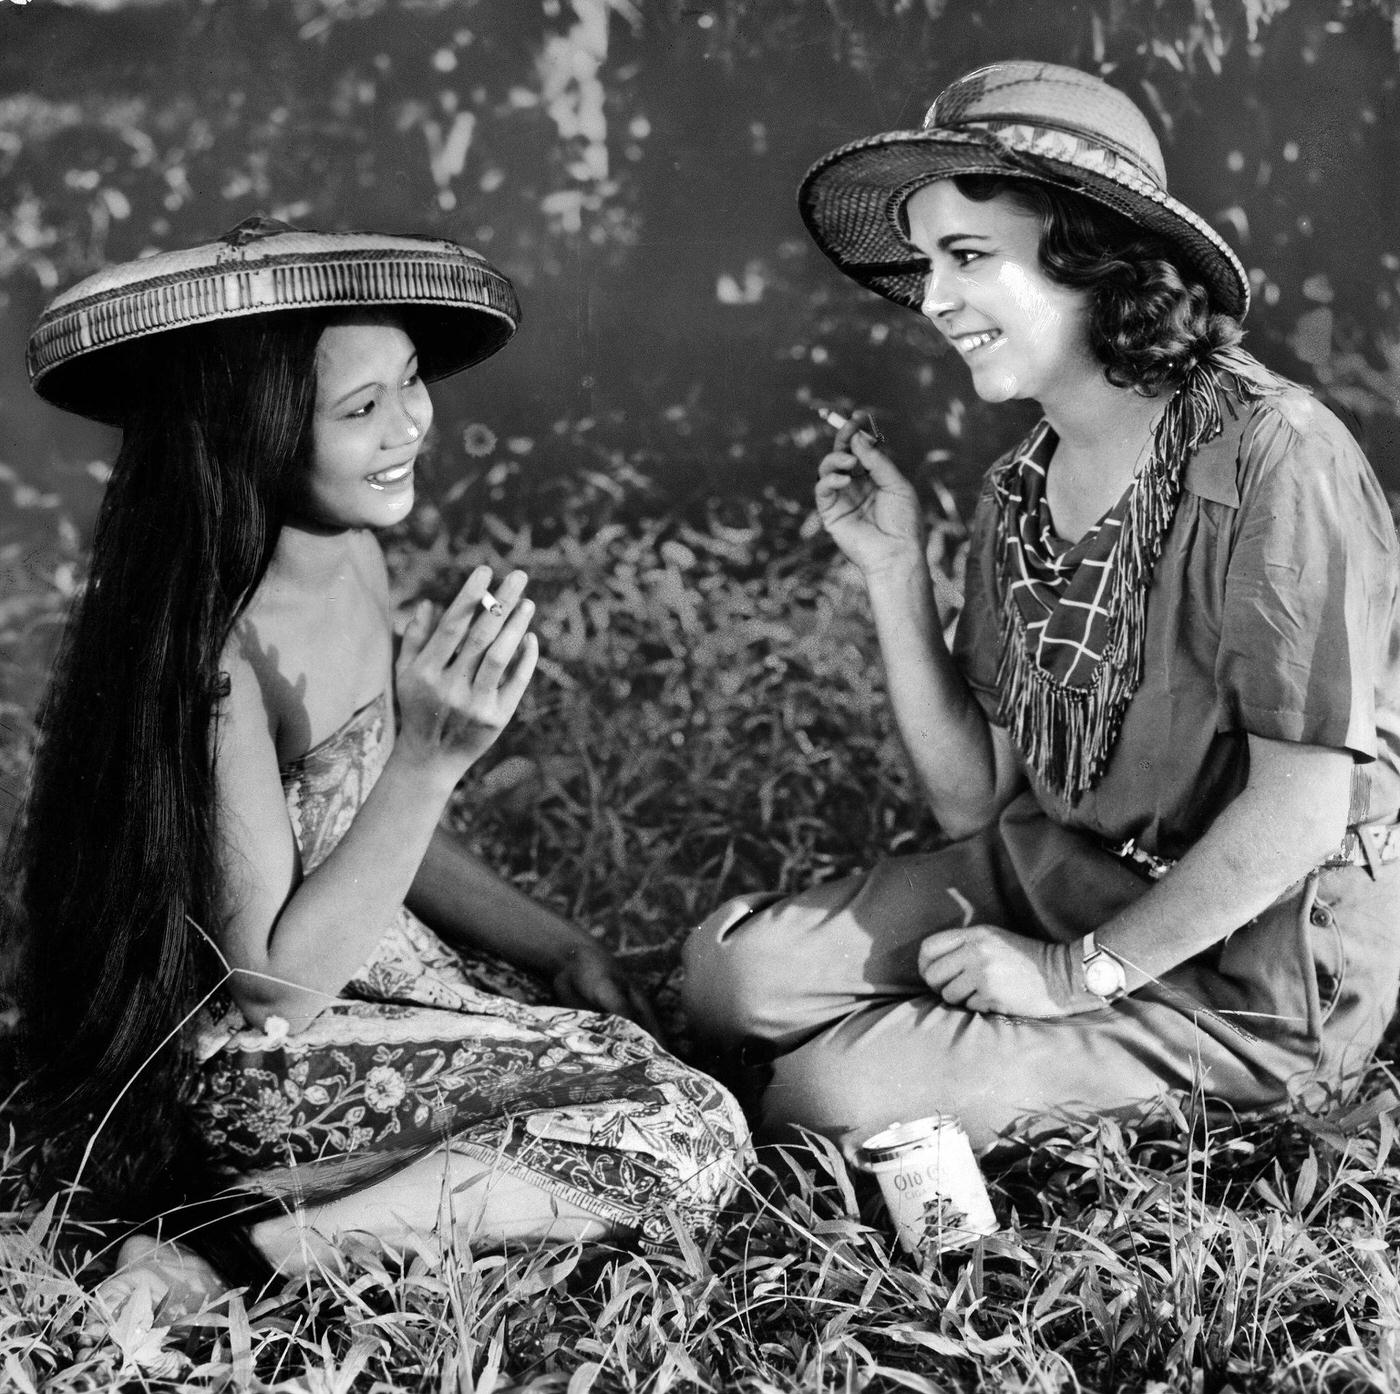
[3,493,1400,1389]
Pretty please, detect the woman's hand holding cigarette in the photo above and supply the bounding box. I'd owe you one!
[816,406,885,449]
[393,566,538,788]
[815,404,926,579]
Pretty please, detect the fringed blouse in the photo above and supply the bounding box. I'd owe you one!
[954,374,1400,858]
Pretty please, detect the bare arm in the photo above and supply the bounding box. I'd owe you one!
[1089,736,1352,986]
[863,548,1026,838]
[919,735,1354,1016]
[816,421,1025,836]
[216,567,536,1032]
[407,827,590,973]
[407,827,662,1033]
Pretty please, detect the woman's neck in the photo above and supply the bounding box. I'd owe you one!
[1038,376,1171,544]
[1040,373,1167,467]
[265,519,365,596]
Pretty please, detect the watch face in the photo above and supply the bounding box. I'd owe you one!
[1085,955,1124,997]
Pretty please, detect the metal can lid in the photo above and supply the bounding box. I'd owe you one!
[854,1115,954,1168]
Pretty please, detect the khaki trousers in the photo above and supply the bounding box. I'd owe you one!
[682,809,1400,1158]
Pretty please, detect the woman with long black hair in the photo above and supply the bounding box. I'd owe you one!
[685,62,1400,1161]
[10,218,747,1304]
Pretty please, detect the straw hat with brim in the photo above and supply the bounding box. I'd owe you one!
[27,216,522,425]
[799,61,1250,320]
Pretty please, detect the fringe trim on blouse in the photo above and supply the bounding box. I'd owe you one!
[990,345,1286,805]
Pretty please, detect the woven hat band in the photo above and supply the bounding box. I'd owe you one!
[27,217,523,423]
[956,122,1167,192]
[921,61,1168,183]
[27,252,516,387]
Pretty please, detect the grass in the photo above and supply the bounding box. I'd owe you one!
[2,477,1400,1391]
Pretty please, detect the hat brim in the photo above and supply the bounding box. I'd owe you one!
[27,240,522,425]
[798,127,1249,320]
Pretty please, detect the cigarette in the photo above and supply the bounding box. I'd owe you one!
[480,590,502,614]
[816,406,884,444]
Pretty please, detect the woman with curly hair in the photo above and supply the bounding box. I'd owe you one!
[10,219,748,1309]
[684,63,1400,1159]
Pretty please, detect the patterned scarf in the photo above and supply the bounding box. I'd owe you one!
[990,346,1284,805]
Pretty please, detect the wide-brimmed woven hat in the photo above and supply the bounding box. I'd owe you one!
[799,61,1249,319]
[27,215,522,424]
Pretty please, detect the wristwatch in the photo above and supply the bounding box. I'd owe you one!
[1081,933,1127,1000]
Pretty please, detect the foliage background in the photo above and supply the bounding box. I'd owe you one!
[2,5,1400,1389]
[2,0,1399,815]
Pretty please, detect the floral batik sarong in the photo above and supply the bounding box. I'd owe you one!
[191,691,749,1247]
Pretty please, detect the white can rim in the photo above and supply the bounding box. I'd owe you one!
[855,1115,955,1168]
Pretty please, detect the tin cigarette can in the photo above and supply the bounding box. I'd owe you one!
[855,1115,997,1253]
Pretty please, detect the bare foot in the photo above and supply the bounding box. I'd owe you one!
[92,1233,229,1323]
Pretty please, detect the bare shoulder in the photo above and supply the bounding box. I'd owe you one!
[226,533,394,759]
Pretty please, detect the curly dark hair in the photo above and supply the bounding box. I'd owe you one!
[952,174,1243,397]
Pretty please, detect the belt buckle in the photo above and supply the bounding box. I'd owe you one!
[1338,819,1400,879]
[1111,837,1172,881]
[1356,822,1391,879]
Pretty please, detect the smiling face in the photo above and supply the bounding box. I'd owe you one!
[902,179,1099,410]
[296,317,434,531]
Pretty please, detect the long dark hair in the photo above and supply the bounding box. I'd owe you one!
[6,310,324,1259]
[952,173,1244,396]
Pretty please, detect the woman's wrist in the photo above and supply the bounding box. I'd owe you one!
[1049,939,1102,1015]
[866,556,943,650]
[859,545,929,588]
[863,557,939,628]
[386,739,470,799]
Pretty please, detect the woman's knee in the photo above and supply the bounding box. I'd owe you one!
[681,892,789,1040]
[752,1002,1028,1158]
